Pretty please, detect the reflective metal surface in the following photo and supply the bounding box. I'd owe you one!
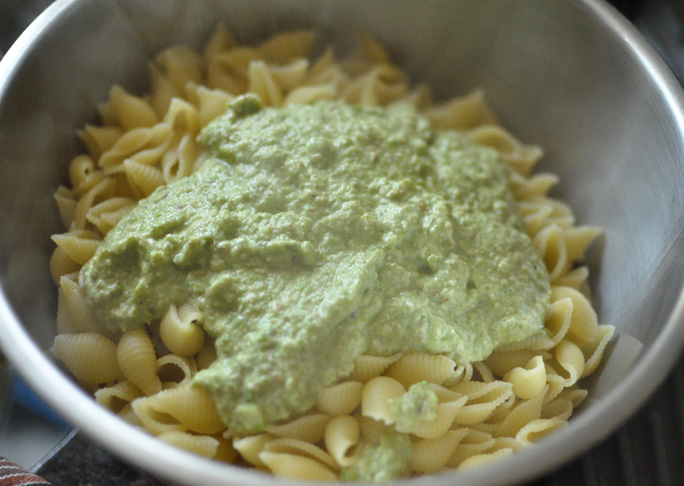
[1,1,684,485]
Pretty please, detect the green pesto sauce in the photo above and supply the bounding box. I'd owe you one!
[82,94,550,435]
[389,381,439,432]
[340,430,412,483]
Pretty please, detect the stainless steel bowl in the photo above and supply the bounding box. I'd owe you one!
[2,1,684,485]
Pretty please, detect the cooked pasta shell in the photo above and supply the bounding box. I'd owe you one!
[52,333,120,384]
[554,340,586,387]
[78,125,124,160]
[248,61,283,107]
[348,354,400,383]
[316,381,364,416]
[95,381,143,413]
[552,286,598,343]
[146,383,225,435]
[258,452,337,481]
[50,247,80,285]
[263,438,338,471]
[494,388,546,438]
[407,397,468,439]
[266,414,332,443]
[360,376,405,425]
[159,304,205,357]
[385,352,457,387]
[131,396,187,435]
[156,353,197,387]
[445,428,496,468]
[424,89,497,131]
[158,431,218,459]
[59,277,109,335]
[109,85,160,130]
[258,31,316,64]
[457,447,514,471]
[325,415,361,468]
[580,324,615,377]
[503,355,547,400]
[117,328,162,396]
[467,125,543,176]
[515,417,566,445]
[51,230,101,266]
[409,429,469,474]
[232,434,273,467]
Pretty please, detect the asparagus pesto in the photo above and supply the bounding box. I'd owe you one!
[81,95,551,435]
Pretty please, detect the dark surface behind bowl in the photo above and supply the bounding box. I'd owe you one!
[2,1,684,485]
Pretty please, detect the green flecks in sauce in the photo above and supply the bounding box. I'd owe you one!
[389,381,439,432]
[81,94,550,436]
[340,430,412,483]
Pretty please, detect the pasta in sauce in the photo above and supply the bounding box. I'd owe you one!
[50,27,614,481]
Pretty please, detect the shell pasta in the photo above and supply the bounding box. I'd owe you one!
[50,27,614,481]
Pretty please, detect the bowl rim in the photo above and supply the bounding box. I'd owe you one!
[1,0,684,485]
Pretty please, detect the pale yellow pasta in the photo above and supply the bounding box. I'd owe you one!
[553,340,586,387]
[446,429,496,467]
[117,328,162,396]
[467,125,543,176]
[263,438,338,471]
[53,185,77,230]
[347,354,400,383]
[408,429,470,474]
[542,297,573,346]
[503,355,547,400]
[534,223,570,282]
[156,354,197,388]
[69,154,97,188]
[95,380,143,413]
[161,133,198,184]
[315,381,364,416]
[509,172,559,201]
[141,383,225,435]
[98,123,172,173]
[360,376,405,425]
[232,433,275,467]
[155,46,203,95]
[424,89,497,131]
[58,276,109,335]
[266,414,332,443]
[515,417,566,445]
[451,382,513,425]
[457,448,514,471]
[50,247,80,285]
[109,85,160,130]
[72,177,117,230]
[196,339,217,371]
[52,333,120,384]
[384,352,457,387]
[51,229,101,266]
[541,397,574,421]
[163,97,201,135]
[131,396,187,435]
[258,452,337,481]
[404,398,467,439]
[158,431,219,459]
[159,304,205,357]
[580,324,616,377]
[324,416,361,468]
[248,61,284,107]
[85,196,136,235]
[123,158,164,198]
[78,125,124,160]
[494,388,546,438]
[554,265,591,292]
[552,286,598,343]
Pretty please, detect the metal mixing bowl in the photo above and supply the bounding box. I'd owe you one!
[2,0,684,485]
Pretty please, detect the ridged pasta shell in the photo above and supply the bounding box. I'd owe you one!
[117,328,162,396]
[316,381,364,416]
[409,429,469,473]
[52,333,120,384]
[385,352,457,387]
[266,414,332,443]
[360,376,405,425]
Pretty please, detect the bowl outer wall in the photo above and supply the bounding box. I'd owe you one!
[1,0,684,485]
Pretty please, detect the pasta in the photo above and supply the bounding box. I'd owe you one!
[50,27,615,481]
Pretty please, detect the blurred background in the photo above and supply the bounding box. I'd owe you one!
[1,0,684,484]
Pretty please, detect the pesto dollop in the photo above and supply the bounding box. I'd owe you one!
[340,430,412,483]
[389,381,439,432]
[82,95,550,434]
